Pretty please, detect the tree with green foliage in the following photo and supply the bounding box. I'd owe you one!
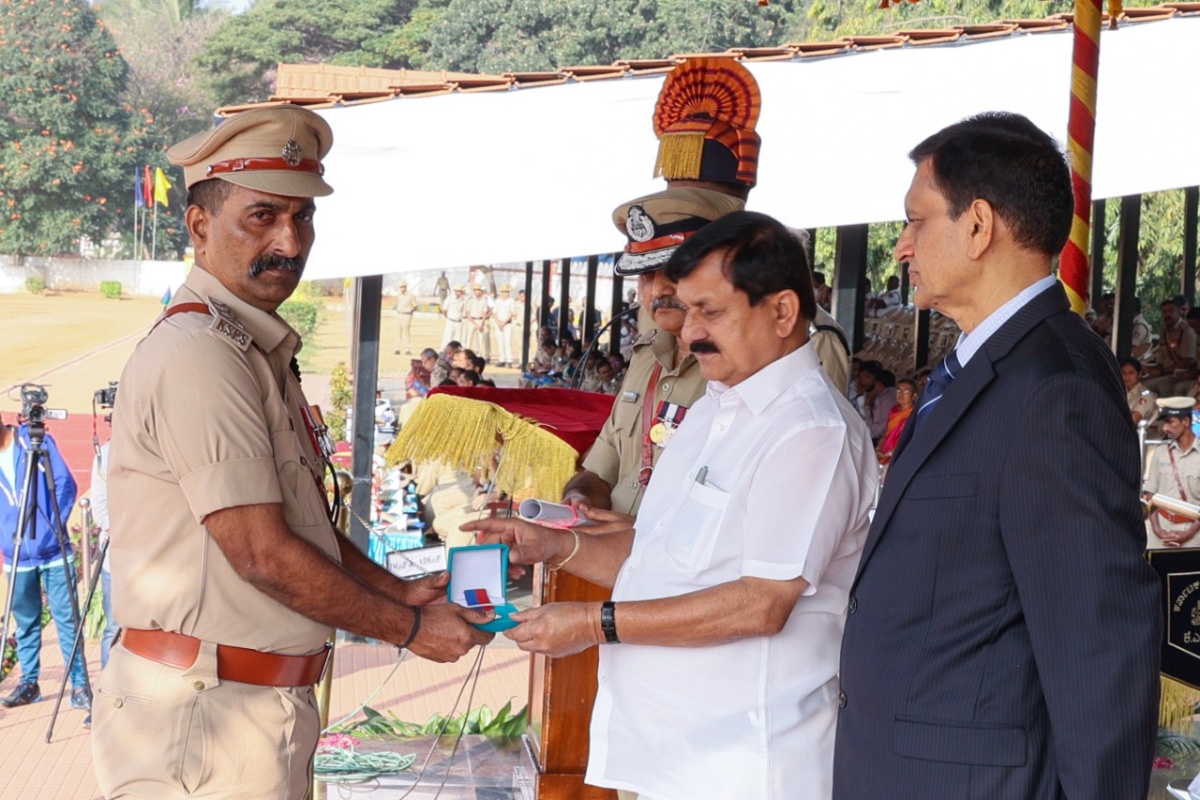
[96,0,229,144]
[0,0,156,255]
[197,0,420,106]
[423,0,799,74]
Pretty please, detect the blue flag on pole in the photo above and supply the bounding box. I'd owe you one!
[134,167,145,208]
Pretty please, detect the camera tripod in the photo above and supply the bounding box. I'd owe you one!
[0,405,90,741]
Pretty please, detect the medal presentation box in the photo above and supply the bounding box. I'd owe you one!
[447,544,518,633]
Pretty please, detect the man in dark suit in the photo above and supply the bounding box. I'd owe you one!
[834,112,1161,800]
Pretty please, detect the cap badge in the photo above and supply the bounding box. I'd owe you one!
[281,139,303,167]
[626,205,655,242]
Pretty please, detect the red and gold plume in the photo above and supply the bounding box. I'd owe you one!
[652,57,762,188]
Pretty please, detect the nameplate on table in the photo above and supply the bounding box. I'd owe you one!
[386,544,447,579]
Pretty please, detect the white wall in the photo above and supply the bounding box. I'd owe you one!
[0,256,186,297]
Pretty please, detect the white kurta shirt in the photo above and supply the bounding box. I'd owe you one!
[587,343,878,800]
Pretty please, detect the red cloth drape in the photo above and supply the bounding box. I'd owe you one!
[428,386,615,455]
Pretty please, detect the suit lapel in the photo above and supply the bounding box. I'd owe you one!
[856,284,1071,575]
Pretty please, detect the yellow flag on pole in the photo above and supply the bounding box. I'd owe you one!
[153,167,173,207]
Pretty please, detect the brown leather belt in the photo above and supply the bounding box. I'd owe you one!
[120,628,331,687]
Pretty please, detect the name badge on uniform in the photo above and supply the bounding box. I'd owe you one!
[622,390,640,403]
[648,401,687,448]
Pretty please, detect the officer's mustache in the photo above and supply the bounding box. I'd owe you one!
[689,340,720,355]
[651,296,687,313]
[249,254,306,278]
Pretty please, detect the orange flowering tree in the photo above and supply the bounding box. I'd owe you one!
[0,0,161,255]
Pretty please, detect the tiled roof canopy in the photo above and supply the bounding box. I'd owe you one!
[217,3,1199,115]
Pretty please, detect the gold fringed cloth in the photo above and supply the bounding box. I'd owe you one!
[385,393,581,501]
[1161,675,1200,732]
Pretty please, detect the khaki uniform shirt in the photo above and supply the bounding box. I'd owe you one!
[811,306,850,396]
[443,294,466,322]
[466,295,491,322]
[582,328,706,515]
[109,267,339,656]
[1127,383,1157,423]
[492,297,516,324]
[1145,436,1200,544]
[1156,319,1197,372]
[395,290,418,314]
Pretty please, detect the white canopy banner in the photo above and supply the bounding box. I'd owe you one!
[306,16,1200,280]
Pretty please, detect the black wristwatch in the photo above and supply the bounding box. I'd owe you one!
[600,601,619,644]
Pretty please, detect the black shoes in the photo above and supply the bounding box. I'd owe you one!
[0,681,41,707]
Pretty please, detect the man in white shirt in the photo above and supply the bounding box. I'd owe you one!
[490,283,517,366]
[465,211,877,800]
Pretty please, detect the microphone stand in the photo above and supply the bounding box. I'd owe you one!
[571,304,641,390]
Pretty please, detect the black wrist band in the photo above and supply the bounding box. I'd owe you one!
[399,607,422,650]
[600,601,619,644]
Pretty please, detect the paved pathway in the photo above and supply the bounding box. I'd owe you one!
[0,625,529,799]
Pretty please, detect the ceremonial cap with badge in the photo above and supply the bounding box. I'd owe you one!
[1158,396,1197,420]
[652,57,762,189]
[612,187,744,276]
[168,104,334,198]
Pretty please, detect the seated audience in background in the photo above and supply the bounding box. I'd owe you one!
[876,378,917,464]
[526,341,556,377]
[407,349,437,400]
[858,362,896,443]
[456,370,481,388]
[813,270,832,311]
[1091,291,1115,340]
[848,358,863,405]
[1130,297,1152,359]
[471,355,487,375]
[431,341,459,386]
[1121,357,1157,425]
[914,366,932,394]
[453,348,477,370]
[581,360,621,395]
[1143,297,1196,395]
[608,353,627,382]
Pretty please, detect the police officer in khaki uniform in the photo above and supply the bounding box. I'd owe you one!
[93,105,492,799]
[562,58,849,517]
[394,278,418,355]
[465,284,492,361]
[563,188,741,514]
[441,283,467,347]
[1145,396,1200,549]
[491,283,517,367]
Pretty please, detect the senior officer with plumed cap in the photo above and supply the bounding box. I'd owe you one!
[93,105,493,799]
[562,58,849,515]
[560,58,758,515]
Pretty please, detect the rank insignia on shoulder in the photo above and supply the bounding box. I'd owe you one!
[207,298,252,351]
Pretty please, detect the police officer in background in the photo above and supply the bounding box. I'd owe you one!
[93,105,492,799]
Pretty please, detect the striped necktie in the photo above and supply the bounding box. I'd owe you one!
[916,350,961,423]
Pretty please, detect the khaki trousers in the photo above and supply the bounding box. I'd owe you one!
[93,642,318,799]
[396,311,414,354]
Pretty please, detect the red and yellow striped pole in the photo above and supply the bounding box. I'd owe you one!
[1058,0,1109,314]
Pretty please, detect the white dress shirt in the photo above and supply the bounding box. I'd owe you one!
[587,342,878,800]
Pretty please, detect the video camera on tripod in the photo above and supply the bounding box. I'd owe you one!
[94,382,117,410]
[19,383,67,424]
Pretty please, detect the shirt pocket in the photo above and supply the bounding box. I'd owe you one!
[664,479,730,570]
[272,430,318,529]
[1187,473,1200,502]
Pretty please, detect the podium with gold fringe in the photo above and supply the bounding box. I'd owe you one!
[385,387,617,800]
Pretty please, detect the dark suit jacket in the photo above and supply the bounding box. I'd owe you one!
[834,283,1161,800]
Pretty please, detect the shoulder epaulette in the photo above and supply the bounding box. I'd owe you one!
[207,298,252,351]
